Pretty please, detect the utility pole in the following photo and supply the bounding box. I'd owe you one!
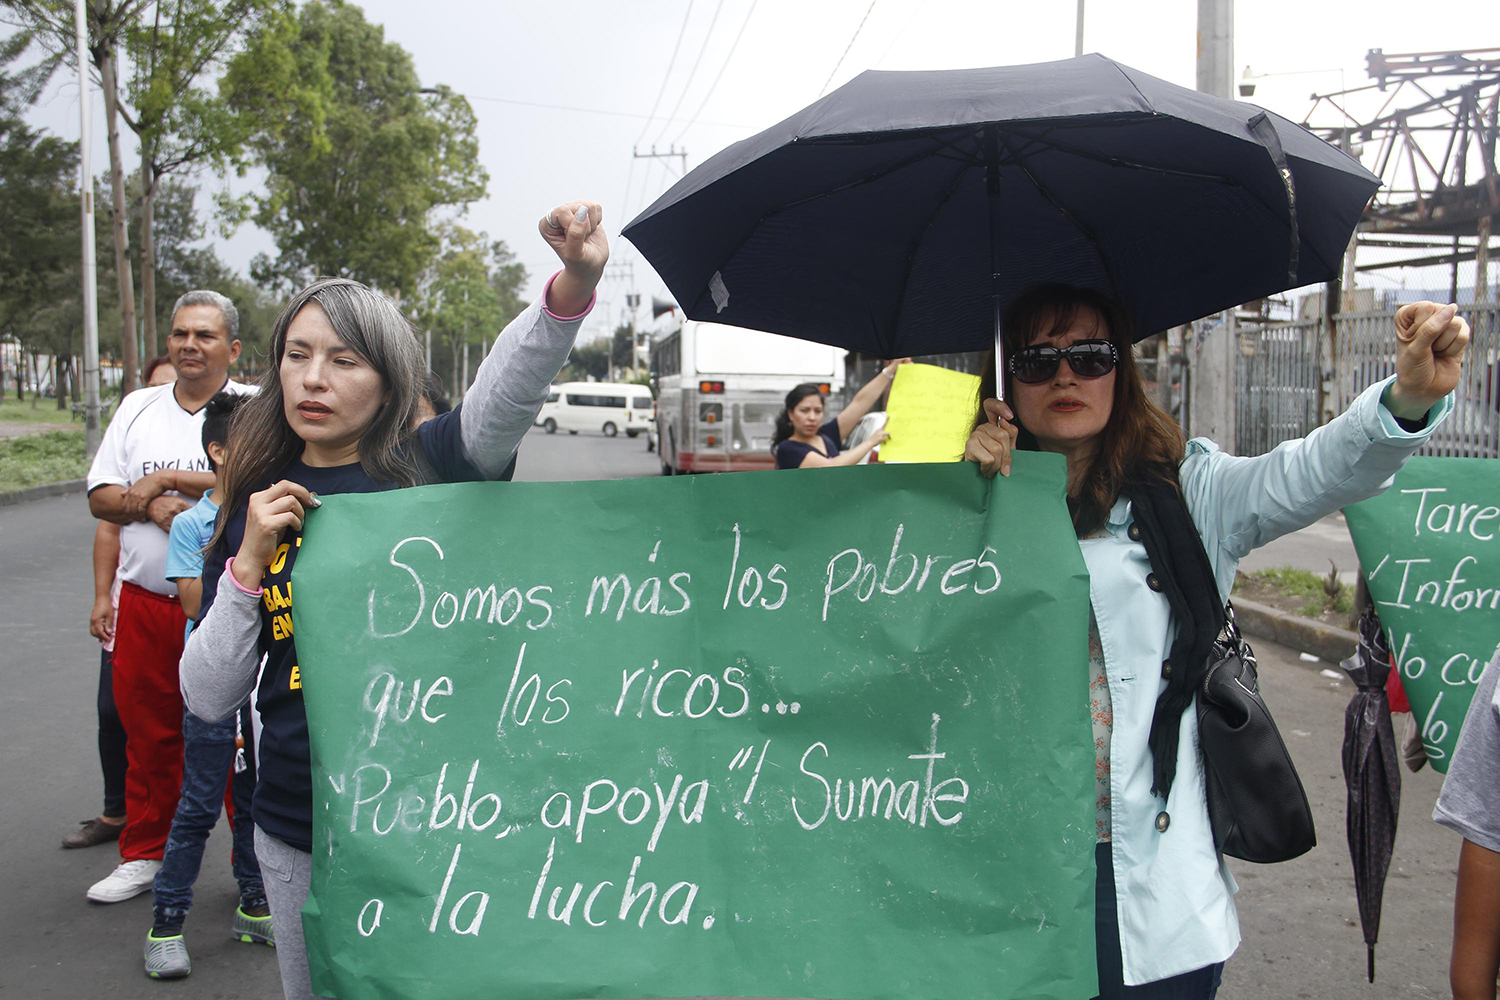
[75,0,101,459]
[633,145,689,177]
[1190,0,1236,450]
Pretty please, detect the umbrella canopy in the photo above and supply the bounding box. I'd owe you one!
[1339,607,1401,984]
[623,54,1380,357]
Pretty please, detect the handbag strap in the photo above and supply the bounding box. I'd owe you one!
[1213,602,1258,672]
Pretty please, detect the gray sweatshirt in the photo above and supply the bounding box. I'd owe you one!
[180,294,586,725]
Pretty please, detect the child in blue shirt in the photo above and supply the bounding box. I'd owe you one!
[145,391,270,979]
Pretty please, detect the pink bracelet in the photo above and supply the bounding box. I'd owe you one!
[541,269,596,322]
[225,557,264,597]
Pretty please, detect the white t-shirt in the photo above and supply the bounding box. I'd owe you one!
[87,380,256,595]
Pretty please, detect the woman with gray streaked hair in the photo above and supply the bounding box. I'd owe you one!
[179,199,608,1000]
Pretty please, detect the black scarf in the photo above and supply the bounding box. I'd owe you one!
[1123,478,1226,798]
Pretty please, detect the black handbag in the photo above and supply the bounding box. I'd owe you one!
[1195,603,1317,863]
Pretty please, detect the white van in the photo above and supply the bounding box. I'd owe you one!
[536,382,655,438]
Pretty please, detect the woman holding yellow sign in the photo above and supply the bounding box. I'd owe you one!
[772,359,910,469]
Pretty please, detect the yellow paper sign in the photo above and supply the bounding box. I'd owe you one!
[879,363,983,464]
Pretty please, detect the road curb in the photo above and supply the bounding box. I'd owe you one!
[1234,596,1358,666]
[0,478,86,507]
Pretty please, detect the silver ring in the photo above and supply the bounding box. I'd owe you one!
[542,211,563,231]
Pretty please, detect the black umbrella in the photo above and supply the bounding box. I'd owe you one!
[1339,606,1401,983]
[623,54,1378,380]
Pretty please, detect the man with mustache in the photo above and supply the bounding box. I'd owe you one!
[83,291,255,903]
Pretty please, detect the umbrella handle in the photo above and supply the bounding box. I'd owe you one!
[986,126,1006,405]
[993,321,1005,405]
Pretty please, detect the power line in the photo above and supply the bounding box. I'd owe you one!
[872,0,921,70]
[672,0,760,145]
[653,0,727,147]
[818,0,878,98]
[461,91,745,128]
[633,0,697,149]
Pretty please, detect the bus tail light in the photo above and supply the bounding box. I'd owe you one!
[699,381,724,393]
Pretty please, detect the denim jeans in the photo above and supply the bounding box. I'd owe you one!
[1094,842,1224,999]
[152,706,264,926]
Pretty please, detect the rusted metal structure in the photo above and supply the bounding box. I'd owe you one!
[1302,48,1499,300]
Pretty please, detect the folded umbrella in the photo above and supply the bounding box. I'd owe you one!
[1340,606,1401,983]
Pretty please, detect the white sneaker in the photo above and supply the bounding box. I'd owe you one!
[86,859,161,903]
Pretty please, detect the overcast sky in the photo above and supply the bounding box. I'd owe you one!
[17,0,1500,340]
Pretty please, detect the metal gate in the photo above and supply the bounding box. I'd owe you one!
[1234,305,1499,458]
[1234,319,1321,457]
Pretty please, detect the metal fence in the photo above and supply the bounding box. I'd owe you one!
[1235,304,1500,458]
[1233,318,1322,457]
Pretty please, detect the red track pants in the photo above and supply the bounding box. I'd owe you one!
[112,582,188,862]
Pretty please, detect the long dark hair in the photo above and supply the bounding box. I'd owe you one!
[771,382,826,452]
[977,284,1185,537]
[208,278,428,554]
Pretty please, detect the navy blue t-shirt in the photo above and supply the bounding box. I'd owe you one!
[774,418,841,469]
[198,406,513,852]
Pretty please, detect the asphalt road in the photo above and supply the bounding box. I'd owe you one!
[512,424,663,482]
[0,431,1461,997]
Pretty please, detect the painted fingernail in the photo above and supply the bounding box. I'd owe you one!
[310,494,322,508]
[574,205,589,224]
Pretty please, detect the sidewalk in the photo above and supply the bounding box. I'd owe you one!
[1236,511,1363,662]
[1238,510,1361,584]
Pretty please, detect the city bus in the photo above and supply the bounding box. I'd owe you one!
[651,318,845,474]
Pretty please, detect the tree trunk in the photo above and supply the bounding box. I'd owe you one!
[99,43,139,393]
[139,155,157,357]
[56,356,68,410]
[451,337,460,402]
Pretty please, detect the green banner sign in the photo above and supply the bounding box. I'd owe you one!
[292,459,1098,1000]
[1346,457,1500,773]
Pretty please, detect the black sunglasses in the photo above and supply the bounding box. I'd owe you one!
[1008,339,1118,384]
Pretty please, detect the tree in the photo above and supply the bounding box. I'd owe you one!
[223,0,487,298]
[611,322,636,375]
[119,174,279,362]
[566,342,609,382]
[417,225,498,398]
[118,0,286,355]
[414,228,529,397]
[7,0,152,391]
[0,31,79,404]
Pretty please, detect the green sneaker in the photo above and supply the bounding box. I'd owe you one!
[233,905,275,947]
[143,929,191,979]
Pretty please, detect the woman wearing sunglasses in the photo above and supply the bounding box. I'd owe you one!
[964,282,1469,999]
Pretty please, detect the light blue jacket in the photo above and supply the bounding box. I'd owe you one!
[1085,375,1451,985]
